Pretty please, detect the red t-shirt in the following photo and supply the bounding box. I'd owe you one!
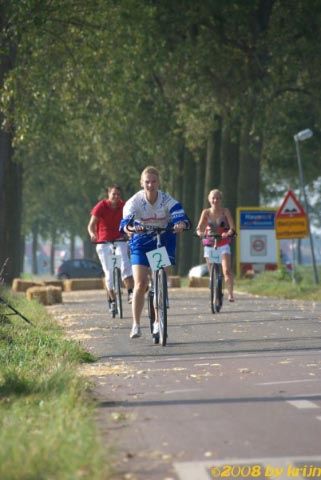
[91,199,125,242]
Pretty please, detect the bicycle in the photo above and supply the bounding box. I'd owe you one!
[128,223,189,346]
[197,232,236,314]
[95,239,128,319]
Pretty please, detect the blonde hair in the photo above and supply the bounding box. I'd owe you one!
[208,189,222,202]
[140,166,161,185]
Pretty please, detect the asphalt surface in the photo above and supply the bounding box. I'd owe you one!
[48,288,321,480]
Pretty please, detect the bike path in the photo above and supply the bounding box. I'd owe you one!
[48,289,321,480]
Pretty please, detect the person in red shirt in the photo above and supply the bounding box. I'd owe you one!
[88,185,134,311]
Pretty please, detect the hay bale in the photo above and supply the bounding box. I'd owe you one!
[63,278,104,292]
[42,280,64,289]
[188,276,209,288]
[46,286,63,304]
[12,279,42,293]
[26,286,50,305]
[26,286,63,305]
[168,276,181,288]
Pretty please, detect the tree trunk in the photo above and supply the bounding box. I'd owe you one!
[220,115,240,220]
[32,224,39,275]
[178,147,196,276]
[203,118,222,208]
[237,109,262,207]
[70,234,75,259]
[0,8,21,284]
[193,151,206,265]
[50,231,56,275]
[173,142,185,273]
[83,238,95,259]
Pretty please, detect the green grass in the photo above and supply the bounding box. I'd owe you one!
[0,288,109,480]
[235,266,321,301]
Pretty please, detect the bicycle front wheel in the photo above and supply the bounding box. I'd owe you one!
[210,263,216,314]
[147,289,155,334]
[155,268,168,346]
[211,263,222,314]
[113,267,123,319]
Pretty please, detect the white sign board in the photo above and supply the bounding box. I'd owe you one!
[107,254,122,270]
[146,246,171,271]
[237,208,279,277]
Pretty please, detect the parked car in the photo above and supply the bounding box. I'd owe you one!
[57,259,104,279]
[188,263,209,278]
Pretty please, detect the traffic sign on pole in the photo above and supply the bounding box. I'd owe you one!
[275,190,308,239]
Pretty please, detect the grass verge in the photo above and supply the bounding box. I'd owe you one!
[235,266,321,301]
[0,288,109,480]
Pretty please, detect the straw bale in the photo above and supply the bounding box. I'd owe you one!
[46,286,63,304]
[168,276,181,288]
[63,278,104,292]
[12,279,42,293]
[188,276,209,288]
[42,280,64,289]
[26,286,50,305]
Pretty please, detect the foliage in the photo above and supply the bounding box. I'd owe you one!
[236,266,321,301]
[1,0,321,274]
[0,288,108,479]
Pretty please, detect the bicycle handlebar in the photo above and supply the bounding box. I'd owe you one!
[93,238,129,244]
[126,223,190,234]
[194,231,237,240]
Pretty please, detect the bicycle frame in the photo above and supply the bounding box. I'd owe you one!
[196,231,236,314]
[95,239,127,318]
[147,227,170,346]
[127,221,190,345]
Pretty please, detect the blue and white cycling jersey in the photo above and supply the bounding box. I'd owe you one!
[120,190,189,264]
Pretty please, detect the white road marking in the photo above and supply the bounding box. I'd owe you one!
[257,379,319,386]
[174,456,321,480]
[164,388,201,395]
[287,400,320,409]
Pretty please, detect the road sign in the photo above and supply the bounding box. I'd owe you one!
[275,190,308,239]
[236,207,279,278]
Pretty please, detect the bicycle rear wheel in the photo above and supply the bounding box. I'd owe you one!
[211,263,223,314]
[216,269,224,312]
[210,263,222,314]
[147,289,155,334]
[155,268,168,346]
[113,267,123,319]
[210,263,216,314]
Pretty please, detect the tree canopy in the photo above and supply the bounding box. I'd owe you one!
[1,0,321,280]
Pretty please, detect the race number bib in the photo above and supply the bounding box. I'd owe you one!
[107,254,122,269]
[208,248,222,264]
[146,247,171,271]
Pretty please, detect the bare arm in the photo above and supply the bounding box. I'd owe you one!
[223,208,236,235]
[196,210,208,236]
[88,215,98,242]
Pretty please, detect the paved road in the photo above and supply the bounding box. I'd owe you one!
[48,288,321,480]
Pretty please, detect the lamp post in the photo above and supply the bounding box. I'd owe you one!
[293,128,319,284]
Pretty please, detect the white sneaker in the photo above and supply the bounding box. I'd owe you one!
[152,322,159,335]
[130,324,141,338]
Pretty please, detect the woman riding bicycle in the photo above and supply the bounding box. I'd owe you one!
[121,166,190,339]
[196,189,236,302]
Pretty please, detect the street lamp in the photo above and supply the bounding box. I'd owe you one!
[293,128,319,284]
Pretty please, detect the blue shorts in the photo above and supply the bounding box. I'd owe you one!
[130,232,176,267]
[130,249,176,267]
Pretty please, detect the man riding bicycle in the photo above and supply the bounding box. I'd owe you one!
[88,184,134,313]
